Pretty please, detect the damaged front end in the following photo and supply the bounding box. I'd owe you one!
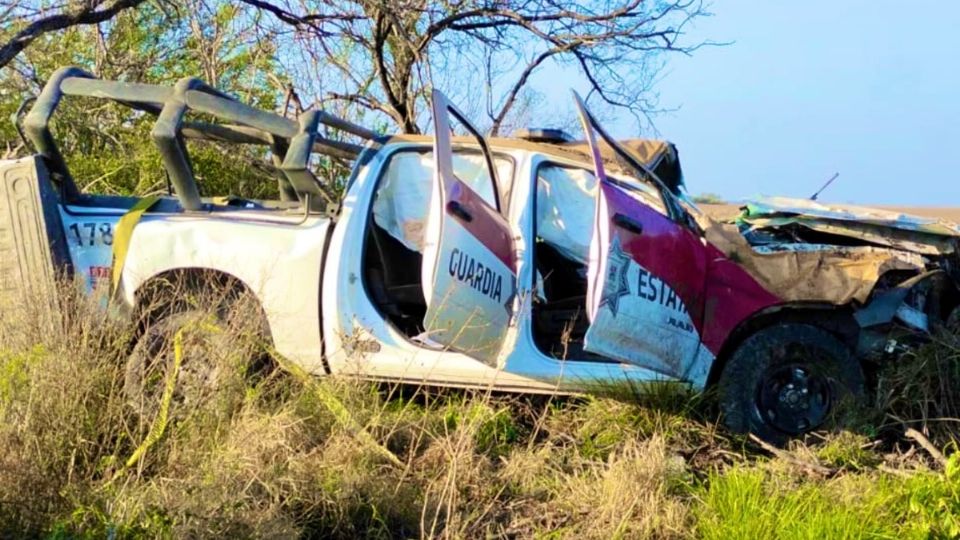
[723,196,960,357]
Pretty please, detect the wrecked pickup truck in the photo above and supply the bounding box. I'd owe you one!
[1,67,958,442]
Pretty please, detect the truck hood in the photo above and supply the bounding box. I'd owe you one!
[696,196,960,306]
[735,196,960,256]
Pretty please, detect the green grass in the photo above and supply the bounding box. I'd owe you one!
[1,284,959,538]
[694,461,960,540]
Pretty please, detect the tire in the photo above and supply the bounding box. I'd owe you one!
[717,323,866,445]
[123,286,270,421]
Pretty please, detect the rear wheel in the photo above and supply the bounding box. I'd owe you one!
[124,281,270,420]
[717,323,866,444]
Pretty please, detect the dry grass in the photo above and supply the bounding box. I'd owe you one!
[873,330,960,447]
[0,280,958,538]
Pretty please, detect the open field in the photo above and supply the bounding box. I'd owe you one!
[0,285,959,538]
[701,203,960,223]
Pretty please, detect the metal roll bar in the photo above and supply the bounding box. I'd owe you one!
[19,66,378,211]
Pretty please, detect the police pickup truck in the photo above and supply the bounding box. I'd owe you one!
[2,67,958,442]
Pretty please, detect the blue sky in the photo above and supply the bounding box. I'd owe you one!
[537,1,960,206]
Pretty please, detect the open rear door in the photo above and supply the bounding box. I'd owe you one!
[573,92,709,380]
[420,90,517,365]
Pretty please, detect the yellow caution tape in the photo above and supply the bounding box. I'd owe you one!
[123,325,184,469]
[118,319,222,475]
[111,196,161,295]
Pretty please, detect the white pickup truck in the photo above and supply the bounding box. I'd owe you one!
[3,68,959,441]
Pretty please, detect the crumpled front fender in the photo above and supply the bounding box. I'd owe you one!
[855,269,955,333]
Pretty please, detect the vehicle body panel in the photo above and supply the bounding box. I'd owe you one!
[743,196,960,238]
[703,216,935,305]
[574,93,781,385]
[585,159,714,380]
[0,156,72,297]
[59,206,124,290]
[699,245,782,356]
[117,211,329,374]
[322,143,539,389]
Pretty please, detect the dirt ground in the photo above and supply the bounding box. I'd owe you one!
[701,203,960,223]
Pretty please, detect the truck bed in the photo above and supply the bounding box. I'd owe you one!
[0,156,71,298]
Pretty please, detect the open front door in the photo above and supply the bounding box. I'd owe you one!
[573,92,710,380]
[420,90,517,365]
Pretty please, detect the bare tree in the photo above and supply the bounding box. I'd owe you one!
[0,0,712,136]
[0,0,150,70]
[235,0,711,135]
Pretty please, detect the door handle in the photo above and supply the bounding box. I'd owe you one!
[447,200,474,222]
[613,213,644,235]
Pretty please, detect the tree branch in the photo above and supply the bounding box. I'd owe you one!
[490,47,565,136]
[0,0,149,70]
[235,0,711,133]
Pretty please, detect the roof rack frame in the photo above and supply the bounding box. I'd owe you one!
[20,66,378,211]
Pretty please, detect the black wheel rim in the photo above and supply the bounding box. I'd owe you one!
[757,362,832,435]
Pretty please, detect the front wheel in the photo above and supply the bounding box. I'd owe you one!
[717,323,866,444]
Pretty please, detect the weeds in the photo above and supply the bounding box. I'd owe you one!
[0,281,958,538]
[695,454,960,540]
[875,330,960,447]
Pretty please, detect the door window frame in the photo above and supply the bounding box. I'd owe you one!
[359,143,516,343]
[527,157,622,364]
[432,96,505,213]
[372,146,515,214]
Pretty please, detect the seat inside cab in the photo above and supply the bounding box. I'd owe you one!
[532,164,598,359]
